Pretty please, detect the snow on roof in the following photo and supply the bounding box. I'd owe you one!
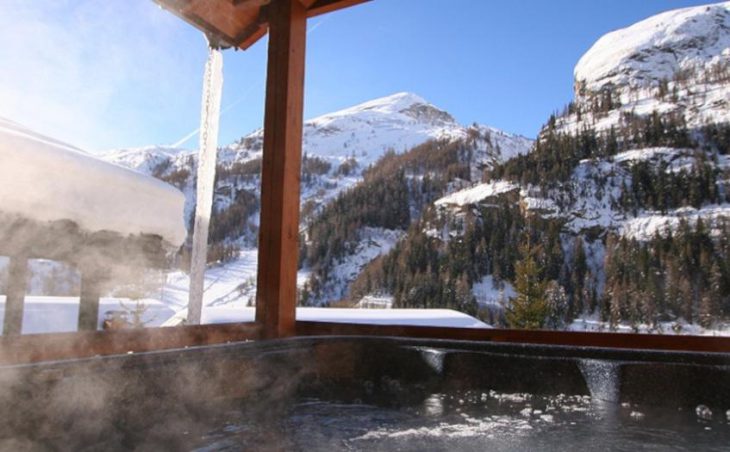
[0,118,186,246]
[435,181,519,208]
[162,306,491,329]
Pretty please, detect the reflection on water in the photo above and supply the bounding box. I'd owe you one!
[193,391,730,451]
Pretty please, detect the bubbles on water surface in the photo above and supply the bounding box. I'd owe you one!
[697,404,713,421]
[187,388,730,451]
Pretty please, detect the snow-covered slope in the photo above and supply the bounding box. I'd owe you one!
[0,117,186,246]
[98,92,532,312]
[105,92,531,177]
[103,92,532,239]
[376,2,730,334]
[575,1,730,92]
[566,1,730,134]
[102,145,190,174]
[162,306,489,329]
[215,92,463,167]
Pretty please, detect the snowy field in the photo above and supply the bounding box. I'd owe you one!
[0,296,174,335]
[163,307,490,329]
[569,316,730,337]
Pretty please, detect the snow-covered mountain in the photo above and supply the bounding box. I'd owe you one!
[575,1,730,92]
[567,1,730,132]
[103,92,532,234]
[100,92,532,309]
[103,145,190,174]
[353,2,730,333]
[435,0,730,249]
[221,92,468,167]
[105,92,530,175]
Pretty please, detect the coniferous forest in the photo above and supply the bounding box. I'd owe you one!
[298,104,730,331]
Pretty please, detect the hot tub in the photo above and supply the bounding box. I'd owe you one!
[1,336,729,450]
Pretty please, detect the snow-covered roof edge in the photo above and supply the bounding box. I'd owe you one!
[0,118,187,247]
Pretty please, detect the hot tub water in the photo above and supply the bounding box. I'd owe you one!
[193,390,730,451]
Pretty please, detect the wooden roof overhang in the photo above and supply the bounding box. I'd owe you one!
[154,0,370,49]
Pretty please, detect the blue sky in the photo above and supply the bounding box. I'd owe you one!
[0,0,718,151]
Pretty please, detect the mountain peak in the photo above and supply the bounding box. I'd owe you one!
[315,92,435,120]
[575,1,730,92]
[358,91,429,110]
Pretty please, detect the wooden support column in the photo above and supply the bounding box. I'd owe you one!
[78,271,103,331]
[255,0,307,339]
[3,256,28,336]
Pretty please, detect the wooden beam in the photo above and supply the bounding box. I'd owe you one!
[3,256,28,336]
[0,322,261,365]
[306,0,369,18]
[78,271,103,331]
[232,22,268,50]
[255,0,307,339]
[296,321,730,353]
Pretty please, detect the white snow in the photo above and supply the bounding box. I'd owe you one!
[575,2,730,92]
[211,92,470,171]
[309,227,404,303]
[355,295,394,309]
[471,275,516,307]
[521,195,560,216]
[162,306,489,329]
[612,147,690,165]
[0,296,174,334]
[619,203,730,240]
[101,145,188,174]
[0,117,186,246]
[104,93,532,237]
[435,181,519,208]
[159,249,261,309]
[569,316,730,336]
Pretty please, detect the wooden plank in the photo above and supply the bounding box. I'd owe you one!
[232,22,268,50]
[2,256,28,336]
[0,322,261,365]
[255,0,307,339]
[156,0,368,50]
[306,0,370,18]
[77,272,102,331]
[296,321,730,354]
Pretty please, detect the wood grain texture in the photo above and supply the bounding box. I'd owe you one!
[296,321,730,353]
[255,0,307,339]
[154,0,369,49]
[0,323,261,365]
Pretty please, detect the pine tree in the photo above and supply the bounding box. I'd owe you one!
[545,280,569,329]
[506,240,549,329]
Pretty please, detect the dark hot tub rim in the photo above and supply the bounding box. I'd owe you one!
[2,321,730,365]
[2,335,730,372]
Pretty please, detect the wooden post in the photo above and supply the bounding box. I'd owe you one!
[3,256,28,336]
[78,272,102,331]
[255,0,307,339]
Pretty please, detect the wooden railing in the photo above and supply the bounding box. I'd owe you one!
[0,322,261,365]
[297,321,730,353]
